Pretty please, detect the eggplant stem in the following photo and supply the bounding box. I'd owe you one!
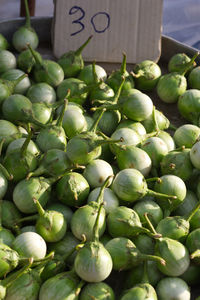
[112,76,125,104]
[91,99,108,106]
[121,52,127,74]
[26,165,45,179]
[94,137,123,148]
[0,200,2,227]
[93,203,104,242]
[190,249,200,260]
[186,200,200,222]
[32,251,55,266]
[143,131,160,140]
[92,60,99,84]
[130,70,145,78]
[22,108,46,128]
[91,102,120,112]
[45,175,63,185]
[93,176,113,241]
[141,261,149,284]
[96,131,111,140]
[14,73,28,86]
[150,167,159,178]
[141,253,166,266]
[172,145,185,152]
[97,132,123,144]
[76,234,87,251]
[152,106,159,132]
[2,257,33,288]
[96,175,113,206]
[14,214,38,225]
[0,163,13,181]
[0,138,5,156]
[56,97,69,127]
[27,43,43,67]
[76,243,85,251]
[89,109,106,132]
[144,213,158,236]
[20,125,32,158]
[24,0,31,28]
[146,177,160,183]
[32,197,45,216]
[91,75,125,111]
[75,280,85,296]
[147,189,177,201]
[48,98,67,110]
[182,52,199,75]
[75,35,93,56]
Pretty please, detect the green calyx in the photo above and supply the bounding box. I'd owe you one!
[33,197,67,242]
[58,36,92,78]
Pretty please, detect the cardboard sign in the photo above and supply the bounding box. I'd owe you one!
[53,0,163,63]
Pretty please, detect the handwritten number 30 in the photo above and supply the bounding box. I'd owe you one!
[69,6,110,36]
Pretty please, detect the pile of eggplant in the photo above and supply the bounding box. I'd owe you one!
[1,1,200,299]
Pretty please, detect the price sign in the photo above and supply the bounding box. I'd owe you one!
[53,0,163,63]
[68,6,110,36]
